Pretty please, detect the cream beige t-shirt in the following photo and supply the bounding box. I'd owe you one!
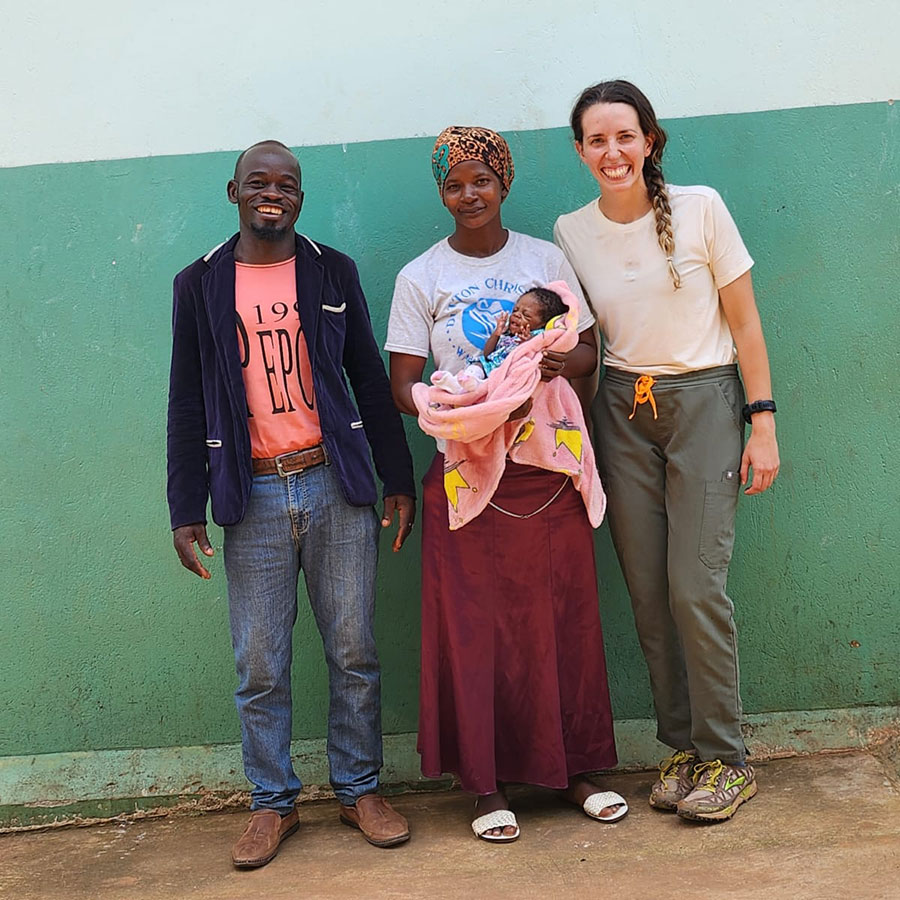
[553,185,753,375]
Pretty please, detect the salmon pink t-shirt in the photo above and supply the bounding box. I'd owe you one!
[234,257,322,458]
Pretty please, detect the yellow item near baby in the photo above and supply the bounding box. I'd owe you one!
[544,314,566,331]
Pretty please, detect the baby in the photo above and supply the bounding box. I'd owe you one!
[432,287,567,394]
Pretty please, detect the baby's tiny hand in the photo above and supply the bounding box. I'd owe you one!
[509,318,530,339]
[493,312,508,335]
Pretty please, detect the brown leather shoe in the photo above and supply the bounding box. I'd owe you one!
[231,808,299,868]
[339,794,410,847]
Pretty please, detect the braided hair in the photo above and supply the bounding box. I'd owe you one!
[570,81,681,290]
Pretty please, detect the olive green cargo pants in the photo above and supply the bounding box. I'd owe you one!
[594,365,747,763]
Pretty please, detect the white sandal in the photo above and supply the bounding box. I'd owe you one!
[581,790,629,823]
[471,808,520,843]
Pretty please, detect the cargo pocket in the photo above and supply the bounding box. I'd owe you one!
[698,477,740,569]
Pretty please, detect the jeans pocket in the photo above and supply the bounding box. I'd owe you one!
[698,479,740,568]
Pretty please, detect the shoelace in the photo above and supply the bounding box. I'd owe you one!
[629,375,658,420]
[659,749,694,780]
[692,759,725,793]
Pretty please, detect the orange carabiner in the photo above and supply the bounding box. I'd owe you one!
[628,375,658,421]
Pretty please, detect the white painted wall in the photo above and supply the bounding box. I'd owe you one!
[3,0,898,167]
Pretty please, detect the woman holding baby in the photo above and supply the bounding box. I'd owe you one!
[385,126,624,841]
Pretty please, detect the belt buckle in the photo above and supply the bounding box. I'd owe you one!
[274,446,325,477]
[275,450,301,478]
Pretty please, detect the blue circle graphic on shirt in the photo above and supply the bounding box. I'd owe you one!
[461,298,514,350]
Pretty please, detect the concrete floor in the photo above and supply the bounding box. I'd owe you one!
[3,751,899,900]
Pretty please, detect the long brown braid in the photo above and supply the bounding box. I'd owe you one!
[644,161,681,289]
[570,80,682,289]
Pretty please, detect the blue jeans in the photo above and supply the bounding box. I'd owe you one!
[223,463,382,813]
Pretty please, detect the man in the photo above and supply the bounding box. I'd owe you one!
[167,140,416,868]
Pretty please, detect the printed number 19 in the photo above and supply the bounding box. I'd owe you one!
[253,302,294,324]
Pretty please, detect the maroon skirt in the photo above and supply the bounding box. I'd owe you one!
[418,453,617,794]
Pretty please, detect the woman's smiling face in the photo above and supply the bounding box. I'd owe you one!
[441,160,506,230]
[576,102,653,196]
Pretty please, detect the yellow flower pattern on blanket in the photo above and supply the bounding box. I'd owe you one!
[514,418,536,444]
[550,417,583,464]
[444,460,476,511]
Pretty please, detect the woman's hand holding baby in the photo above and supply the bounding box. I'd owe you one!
[540,329,598,381]
[540,350,567,380]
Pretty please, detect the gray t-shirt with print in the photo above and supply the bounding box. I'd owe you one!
[385,230,594,373]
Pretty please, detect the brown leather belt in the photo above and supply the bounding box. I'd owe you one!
[252,445,328,477]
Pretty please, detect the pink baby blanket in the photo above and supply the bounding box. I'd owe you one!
[411,280,606,531]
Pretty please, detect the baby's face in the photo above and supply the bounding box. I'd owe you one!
[509,293,544,337]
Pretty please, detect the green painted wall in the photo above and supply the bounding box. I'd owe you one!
[1,102,897,789]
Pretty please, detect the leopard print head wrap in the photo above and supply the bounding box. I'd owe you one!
[431,126,515,196]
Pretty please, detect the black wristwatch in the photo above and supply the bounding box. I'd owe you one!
[742,399,777,424]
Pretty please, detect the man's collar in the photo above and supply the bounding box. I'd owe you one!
[203,232,321,269]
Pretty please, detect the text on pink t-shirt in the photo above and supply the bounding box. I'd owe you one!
[234,257,322,458]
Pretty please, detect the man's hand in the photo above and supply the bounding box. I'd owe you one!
[381,495,416,552]
[173,523,215,578]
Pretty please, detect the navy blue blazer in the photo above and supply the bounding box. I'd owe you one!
[167,232,415,530]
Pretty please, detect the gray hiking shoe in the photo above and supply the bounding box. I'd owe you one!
[649,749,698,810]
[676,760,757,822]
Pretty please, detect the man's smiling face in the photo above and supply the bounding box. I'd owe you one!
[228,143,303,241]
